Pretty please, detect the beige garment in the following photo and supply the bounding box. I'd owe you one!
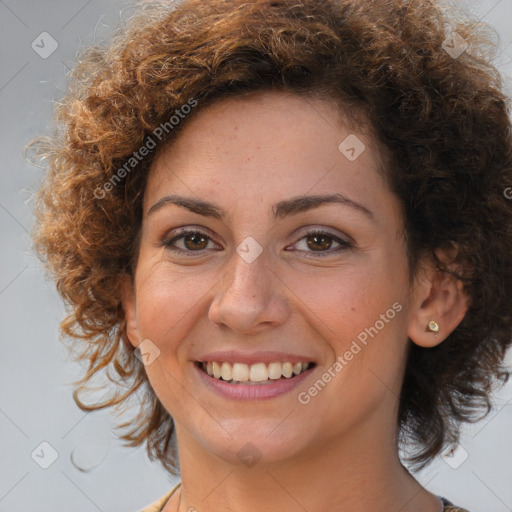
[139,483,180,512]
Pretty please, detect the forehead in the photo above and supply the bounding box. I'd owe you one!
[144,91,395,222]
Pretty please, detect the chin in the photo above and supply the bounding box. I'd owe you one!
[192,418,314,468]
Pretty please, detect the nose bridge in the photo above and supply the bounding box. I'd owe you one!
[208,249,287,333]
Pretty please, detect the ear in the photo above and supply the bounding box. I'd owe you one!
[407,244,470,348]
[120,274,141,348]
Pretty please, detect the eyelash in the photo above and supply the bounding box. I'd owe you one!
[161,228,353,257]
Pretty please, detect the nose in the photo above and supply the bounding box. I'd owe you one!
[208,251,290,334]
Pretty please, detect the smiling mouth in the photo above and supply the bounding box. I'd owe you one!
[196,360,315,385]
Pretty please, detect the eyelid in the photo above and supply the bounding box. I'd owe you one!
[292,225,354,244]
[161,225,217,242]
[159,226,221,253]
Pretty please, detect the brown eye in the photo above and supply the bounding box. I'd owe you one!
[306,234,334,251]
[182,232,208,250]
[289,229,353,257]
[163,229,219,254]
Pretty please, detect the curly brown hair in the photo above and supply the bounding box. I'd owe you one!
[31,0,512,474]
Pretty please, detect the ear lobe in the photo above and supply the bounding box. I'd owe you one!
[120,274,141,348]
[407,249,469,348]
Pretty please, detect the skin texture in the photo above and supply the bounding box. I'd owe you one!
[122,91,468,512]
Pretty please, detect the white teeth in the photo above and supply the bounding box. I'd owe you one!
[212,361,221,379]
[281,362,293,378]
[200,360,312,383]
[268,362,282,379]
[232,362,249,382]
[292,362,302,375]
[249,363,269,382]
[221,362,232,381]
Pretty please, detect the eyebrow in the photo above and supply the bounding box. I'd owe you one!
[147,193,374,221]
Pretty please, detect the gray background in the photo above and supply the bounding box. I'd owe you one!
[1,1,511,511]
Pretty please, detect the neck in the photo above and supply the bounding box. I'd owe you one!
[170,410,442,512]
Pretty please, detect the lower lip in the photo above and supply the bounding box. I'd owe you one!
[194,364,314,401]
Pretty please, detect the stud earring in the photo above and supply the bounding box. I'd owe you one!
[427,320,439,333]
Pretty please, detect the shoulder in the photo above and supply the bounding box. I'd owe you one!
[442,497,471,512]
[138,483,181,512]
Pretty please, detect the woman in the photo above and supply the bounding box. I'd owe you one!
[32,0,512,511]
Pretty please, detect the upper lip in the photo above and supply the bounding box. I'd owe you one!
[195,350,316,365]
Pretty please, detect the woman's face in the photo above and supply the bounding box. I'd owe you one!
[123,91,417,466]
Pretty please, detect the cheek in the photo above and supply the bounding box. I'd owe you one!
[133,265,216,418]
[286,257,403,336]
[284,252,409,382]
[134,263,217,357]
